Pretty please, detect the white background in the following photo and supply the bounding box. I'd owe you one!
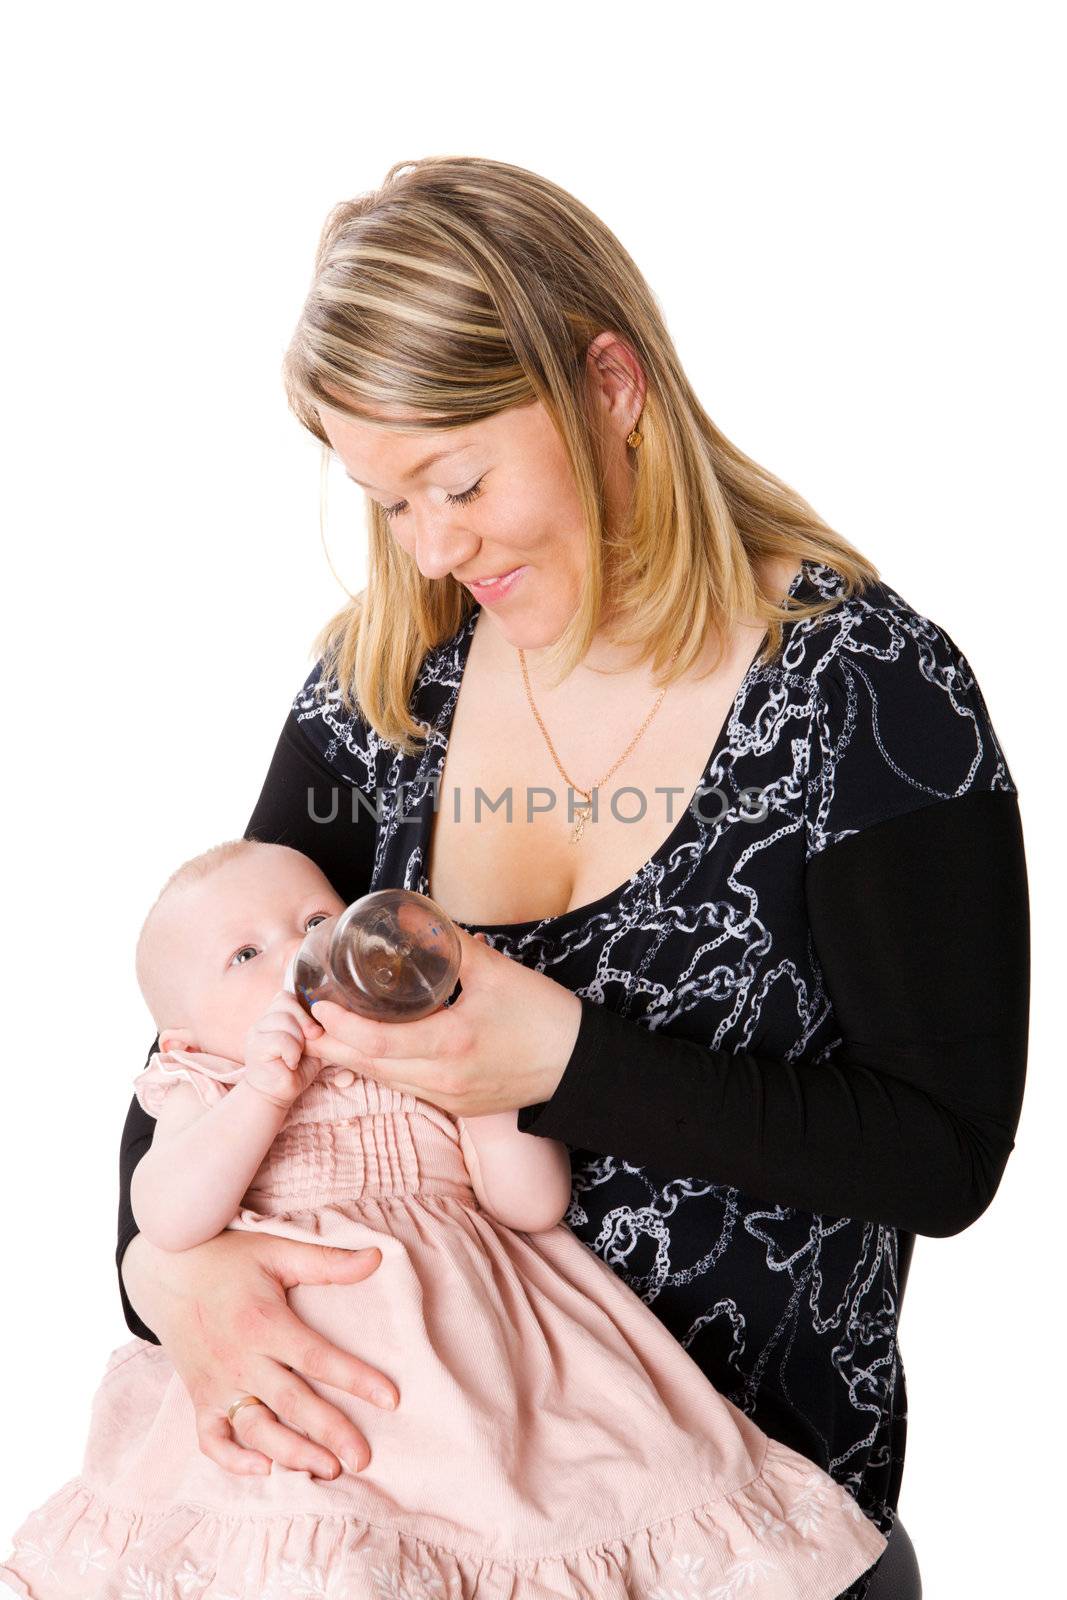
[1,3,1062,1593]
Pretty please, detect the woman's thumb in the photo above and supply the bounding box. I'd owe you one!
[269,1238,382,1289]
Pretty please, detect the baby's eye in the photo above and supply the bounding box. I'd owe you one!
[305,913,332,931]
[231,945,259,966]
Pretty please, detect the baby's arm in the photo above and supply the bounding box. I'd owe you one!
[130,990,321,1253]
[130,1077,291,1252]
[455,1112,573,1233]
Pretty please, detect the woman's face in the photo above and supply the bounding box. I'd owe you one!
[317,385,630,652]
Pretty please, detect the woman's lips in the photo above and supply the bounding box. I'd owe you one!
[465,566,526,605]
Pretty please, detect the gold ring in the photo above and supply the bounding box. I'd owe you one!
[226,1394,268,1425]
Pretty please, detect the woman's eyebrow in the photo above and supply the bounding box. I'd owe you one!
[345,445,471,493]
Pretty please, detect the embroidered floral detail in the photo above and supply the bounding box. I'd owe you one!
[785,1472,832,1536]
[71,1535,111,1577]
[643,1543,781,1598]
[365,1552,454,1597]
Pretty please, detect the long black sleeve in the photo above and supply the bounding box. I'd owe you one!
[517,788,1030,1238]
[116,710,379,1340]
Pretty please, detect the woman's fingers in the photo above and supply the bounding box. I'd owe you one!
[195,1407,272,1476]
[265,1295,399,1412]
[132,1231,397,1481]
[264,1245,400,1413]
[266,1237,385,1292]
[230,1401,361,1484]
[308,998,452,1066]
[251,1363,372,1475]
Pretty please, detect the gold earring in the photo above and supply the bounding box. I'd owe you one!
[626,425,643,448]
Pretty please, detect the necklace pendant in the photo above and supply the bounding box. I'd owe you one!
[571,800,592,844]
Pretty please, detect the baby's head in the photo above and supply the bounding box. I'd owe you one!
[135,839,347,1059]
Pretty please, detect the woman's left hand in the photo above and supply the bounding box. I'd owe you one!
[305,928,583,1117]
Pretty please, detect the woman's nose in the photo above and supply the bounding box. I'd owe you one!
[403,514,478,582]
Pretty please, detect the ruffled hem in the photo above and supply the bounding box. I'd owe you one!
[1,1434,886,1599]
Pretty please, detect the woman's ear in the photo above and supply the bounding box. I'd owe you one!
[158,1025,198,1056]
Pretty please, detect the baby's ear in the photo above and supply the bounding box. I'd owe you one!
[159,1025,198,1056]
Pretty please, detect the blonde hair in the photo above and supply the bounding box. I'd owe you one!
[282,155,880,755]
[134,838,265,1029]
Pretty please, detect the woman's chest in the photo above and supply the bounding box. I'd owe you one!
[421,633,763,930]
[376,715,815,1052]
[425,730,710,929]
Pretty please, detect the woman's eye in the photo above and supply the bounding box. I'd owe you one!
[231,946,258,966]
[379,477,485,521]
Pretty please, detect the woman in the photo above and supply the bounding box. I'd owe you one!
[117,157,1028,1600]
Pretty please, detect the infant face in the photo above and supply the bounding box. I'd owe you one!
[156,845,347,1061]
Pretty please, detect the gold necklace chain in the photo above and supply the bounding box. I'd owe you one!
[517,642,683,843]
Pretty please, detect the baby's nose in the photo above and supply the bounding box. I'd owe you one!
[282,937,305,990]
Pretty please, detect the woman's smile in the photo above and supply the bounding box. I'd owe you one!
[462,565,527,605]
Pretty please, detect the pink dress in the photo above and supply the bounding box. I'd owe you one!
[1,1050,887,1600]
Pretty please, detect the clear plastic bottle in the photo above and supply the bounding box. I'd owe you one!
[284,888,463,1022]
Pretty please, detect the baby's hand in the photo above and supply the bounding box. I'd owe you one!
[243,990,326,1109]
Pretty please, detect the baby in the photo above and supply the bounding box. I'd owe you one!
[131,836,572,1252]
[0,836,888,1599]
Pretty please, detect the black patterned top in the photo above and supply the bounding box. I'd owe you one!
[117,558,1029,1599]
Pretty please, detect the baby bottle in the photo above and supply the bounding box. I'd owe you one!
[284,888,463,1022]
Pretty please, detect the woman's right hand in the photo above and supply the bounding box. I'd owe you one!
[120,1227,399,1478]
